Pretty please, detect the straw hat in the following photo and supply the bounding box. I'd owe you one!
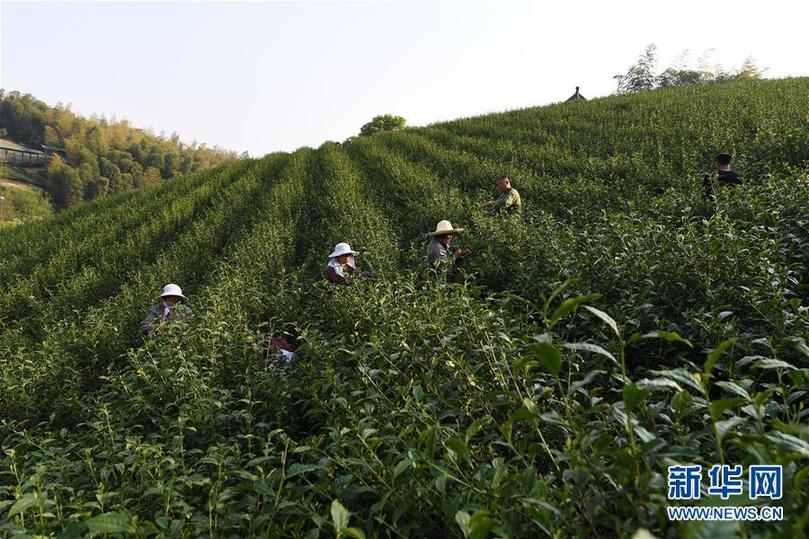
[329,242,359,258]
[428,220,465,237]
[160,283,188,301]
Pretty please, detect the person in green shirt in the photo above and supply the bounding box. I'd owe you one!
[482,176,522,215]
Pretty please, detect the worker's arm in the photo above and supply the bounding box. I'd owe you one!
[491,191,515,211]
[138,305,160,334]
[494,190,519,211]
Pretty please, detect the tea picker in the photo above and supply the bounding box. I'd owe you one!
[325,242,373,285]
[426,220,472,277]
[481,176,522,215]
[139,283,193,334]
[702,153,743,200]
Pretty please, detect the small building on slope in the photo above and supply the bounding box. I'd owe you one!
[0,139,48,166]
[565,86,587,102]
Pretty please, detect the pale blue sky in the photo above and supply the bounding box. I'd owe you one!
[2,1,807,155]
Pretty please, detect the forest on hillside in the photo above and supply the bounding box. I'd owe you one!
[0,91,235,208]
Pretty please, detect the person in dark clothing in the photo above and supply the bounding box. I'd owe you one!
[703,153,743,200]
[426,220,471,277]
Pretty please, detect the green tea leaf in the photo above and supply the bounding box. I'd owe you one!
[393,458,412,479]
[562,342,618,366]
[709,398,747,422]
[546,277,574,307]
[465,416,491,442]
[569,369,606,394]
[445,436,471,464]
[436,475,447,495]
[253,480,274,497]
[344,528,366,539]
[641,330,693,347]
[651,368,702,393]
[714,417,746,438]
[704,337,737,375]
[86,510,134,534]
[467,510,498,539]
[8,494,38,517]
[514,355,538,374]
[754,358,798,371]
[635,377,682,392]
[714,381,751,400]
[331,499,350,532]
[549,294,599,326]
[764,432,809,457]
[623,383,650,412]
[529,342,562,376]
[793,466,809,494]
[286,463,321,479]
[791,337,809,359]
[583,305,620,338]
[455,510,471,535]
[419,426,436,458]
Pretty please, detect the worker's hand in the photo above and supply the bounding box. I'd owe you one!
[461,248,472,257]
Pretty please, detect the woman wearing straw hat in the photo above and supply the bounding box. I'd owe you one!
[426,220,471,276]
[325,242,360,285]
[139,283,194,334]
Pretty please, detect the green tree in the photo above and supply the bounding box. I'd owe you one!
[141,166,162,187]
[614,44,659,94]
[119,172,134,192]
[0,91,236,211]
[78,161,99,185]
[657,67,709,88]
[46,154,83,208]
[734,55,766,80]
[618,47,767,92]
[99,157,123,193]
[161,152,180,179]
[84,176,110,200]
[359,114,406,137]
[43,125,61,147]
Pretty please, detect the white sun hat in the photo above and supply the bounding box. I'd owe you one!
[428,220,465,237]
[160,283,188,301]
[329,242,360,258]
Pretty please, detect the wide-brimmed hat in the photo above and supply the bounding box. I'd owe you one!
[329,242,359,258]
[160,283,188,301]
[428,220,465,237]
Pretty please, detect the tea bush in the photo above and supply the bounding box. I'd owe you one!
[1,79,808,537]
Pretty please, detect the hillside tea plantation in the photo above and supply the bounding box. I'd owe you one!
[1,79,808,537]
